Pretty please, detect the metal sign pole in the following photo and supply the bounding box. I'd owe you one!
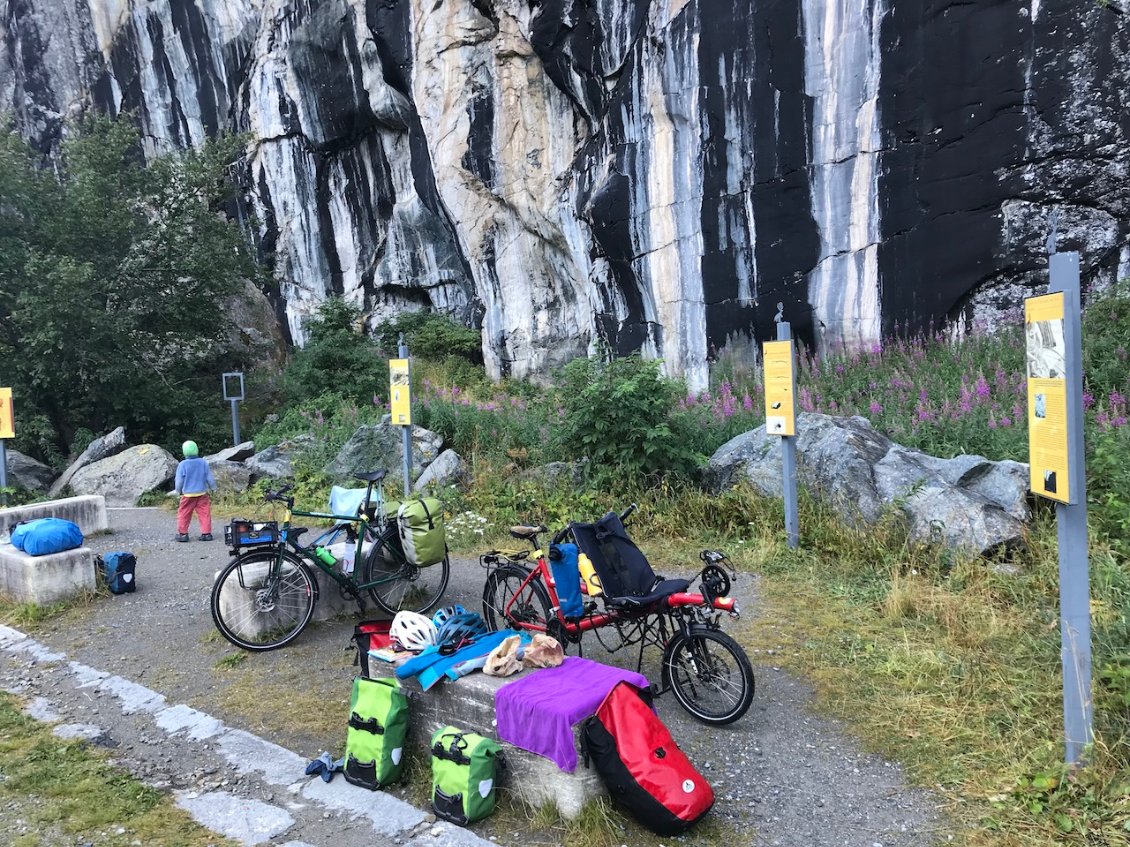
[1048,251,1093,764]
[399,335,412,497]
[0,439,8,506]
[777,321,800,548]
[222,372,245,448]
[230,400,242,447]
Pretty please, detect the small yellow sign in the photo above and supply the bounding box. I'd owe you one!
[389,359,412,426]
[1025,292,1070,503]
[0,388,14,439]
[763,340,796,436]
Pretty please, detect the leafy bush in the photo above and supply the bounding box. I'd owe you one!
[554,355,703,482]
[373,312,482,363]
[282,299,386,406]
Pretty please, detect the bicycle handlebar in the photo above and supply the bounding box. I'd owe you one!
[620,503,637,523]
[264,484,294,504]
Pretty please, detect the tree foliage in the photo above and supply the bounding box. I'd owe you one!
[373,311,482,363]
[281,298,386,406]
[0,115,260,462]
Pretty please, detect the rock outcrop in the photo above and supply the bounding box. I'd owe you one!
[68,444,178,506]
[3,2,1128,387]
[324,423,443,482]
[3,450,56,492]
[48,427,128,498]
[704,414,1030,554]
[413,449,468,493]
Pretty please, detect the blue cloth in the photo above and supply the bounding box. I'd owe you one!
[417,631,514,691]
[329,486,369,517]
[174,457,216,496]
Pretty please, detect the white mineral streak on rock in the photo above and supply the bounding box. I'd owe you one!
[87,0,131,59]
[410,0,596,379]
[804,0,882,352]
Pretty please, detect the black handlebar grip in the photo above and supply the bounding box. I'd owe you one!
[620,503,637,522]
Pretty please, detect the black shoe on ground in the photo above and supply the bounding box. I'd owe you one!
[175,533,190,542]
[200,533,214,541]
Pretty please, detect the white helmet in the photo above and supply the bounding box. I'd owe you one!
[390,611,437,652]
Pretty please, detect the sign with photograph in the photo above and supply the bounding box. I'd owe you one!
[1025,292,1070,503]
[389,359,412,426]
[0,388,13,439]
[763,340,797,436]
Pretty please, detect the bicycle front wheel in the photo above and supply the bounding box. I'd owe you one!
[482,564,551,632]
[363,531,450,615]
[210,549,318,651]
[662,627,754,725]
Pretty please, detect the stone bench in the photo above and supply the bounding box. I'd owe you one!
[0,542,96,604]
[368,662,605,818]
[0,495,109,537]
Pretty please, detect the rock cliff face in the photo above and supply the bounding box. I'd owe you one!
[3,0,1128,389]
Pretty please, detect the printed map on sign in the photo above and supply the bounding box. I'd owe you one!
[1025,293,1070,504]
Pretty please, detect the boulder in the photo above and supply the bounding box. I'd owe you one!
[48,426,128,497]
[413,449,468,493]
[207,459,253,494]
[4,449,56,492]
[703,413,1029,555]
[515,461,587,489]
[324,423,443,482]
[244,436,314,480]
[205,441,256,463]
[68,444,178,506]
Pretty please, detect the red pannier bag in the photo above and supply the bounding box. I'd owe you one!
[581,681,714,834]
[352,619,393,678]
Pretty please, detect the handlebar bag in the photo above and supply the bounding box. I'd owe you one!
[396,497,445,566]
[581,681,714,835]
[430,726,502,825]
[10,518,84,556]
[343,677,409,790]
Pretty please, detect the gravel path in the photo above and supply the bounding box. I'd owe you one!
[13,508,944,846]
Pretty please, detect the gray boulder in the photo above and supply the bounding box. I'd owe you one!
[413,449,468,493]
[515,461,587,489]
[207,459,253,494]
[245,436,314,480]
[69,444,178,506]
[704,413,1030,555]
[205,441,256,463]
[4,449,56,492]
[49,426,128,497]
[325,423,443,482]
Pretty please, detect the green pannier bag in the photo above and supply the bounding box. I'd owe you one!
[430,726,502,825]
[343,677,409,790]
[397,497,445,567]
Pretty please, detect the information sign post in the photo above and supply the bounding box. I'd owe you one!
[390,336,412,496]
[1026,251,1092,765]
[764,309,799,548]
[222,372,245,447]
[0,387,13,505]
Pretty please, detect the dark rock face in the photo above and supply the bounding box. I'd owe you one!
[3,1,1127,387]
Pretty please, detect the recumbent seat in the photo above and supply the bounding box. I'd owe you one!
[569,512,689,609]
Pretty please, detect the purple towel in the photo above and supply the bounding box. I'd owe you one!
[494,657,649,772]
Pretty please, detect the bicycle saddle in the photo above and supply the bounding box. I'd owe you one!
[508,525,547,541]
[286,527,309,542]
[354,470,386,483]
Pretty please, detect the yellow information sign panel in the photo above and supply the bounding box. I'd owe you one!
[763,340,796,436]
[1025,292,1069,504]
[389,359,412,426]
[0,388,14,439]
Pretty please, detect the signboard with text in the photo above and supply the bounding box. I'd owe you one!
[389,359,412,426]
[0,388,14,439]
[763,340,797,436]
[1025,292,1071,504]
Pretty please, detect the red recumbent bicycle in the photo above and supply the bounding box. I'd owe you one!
[480,504,754,725]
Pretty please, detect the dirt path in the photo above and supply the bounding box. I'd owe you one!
[11,508,945,846]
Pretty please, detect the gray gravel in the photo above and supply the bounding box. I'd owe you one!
[11,507,945,846]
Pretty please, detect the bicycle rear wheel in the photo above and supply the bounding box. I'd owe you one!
[363,528,450,615]
[210,549,317,651]
[482,564,551,632]
[662,627,754,725]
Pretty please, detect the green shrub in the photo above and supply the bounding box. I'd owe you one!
[282,299,385,406]
[373,312,482,363]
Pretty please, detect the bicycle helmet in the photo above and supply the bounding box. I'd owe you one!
[182,440,199,458]
[389,611,438,652]
[431,604,467,629]
[435,611,488,648]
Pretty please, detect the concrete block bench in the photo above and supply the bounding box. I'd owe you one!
[0,542,96,604]
[368,662,605,818]
[0,495,109,537]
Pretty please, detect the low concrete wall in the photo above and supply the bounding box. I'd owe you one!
[369,663,605,818]
[0,495,109,537]
[0,543,96,604]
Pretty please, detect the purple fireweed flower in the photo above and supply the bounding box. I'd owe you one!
[373,394,381,406]
[835,364,845,375]
[742,393,754,412]
[799,387,815,413]
[1012,403,1024,421]
[919,388,929,403]
[974,375,991,400]
[1110,390,1125,408]
[1114,416,1129,428]
[1083,391,1095,410]
[869,401,883,415]
[999,416,1012,427]
[1097,409,1111,429]
[988,413,998,430]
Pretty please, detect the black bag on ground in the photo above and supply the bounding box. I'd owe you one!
[581,681,714,835]
[96,552,137,594]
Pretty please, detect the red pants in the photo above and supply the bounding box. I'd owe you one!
[177,494,213,535]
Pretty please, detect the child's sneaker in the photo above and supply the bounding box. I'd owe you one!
[175,533,190,542]
[200,533,214,541]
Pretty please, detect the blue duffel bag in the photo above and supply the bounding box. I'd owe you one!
[10,518,84,556]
